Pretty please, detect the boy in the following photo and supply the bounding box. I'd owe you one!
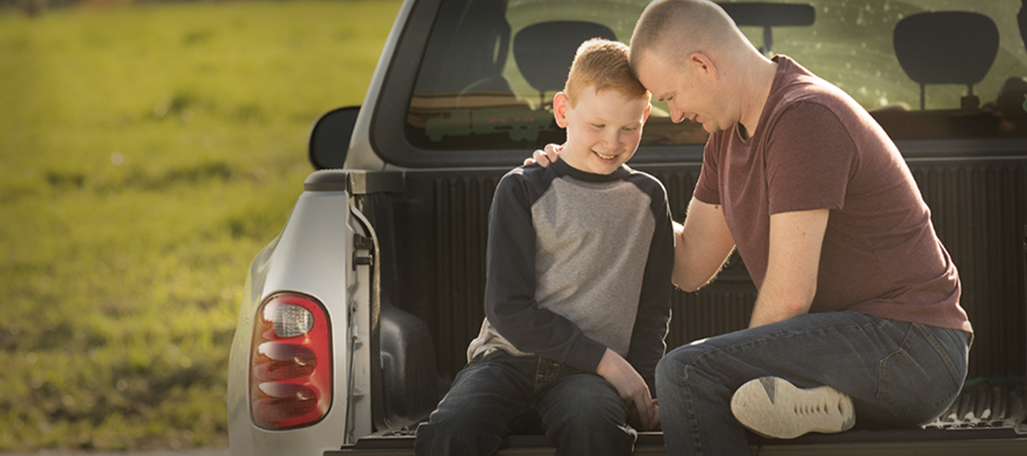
[414,38,674,456]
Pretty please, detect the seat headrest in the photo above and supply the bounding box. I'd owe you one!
[894,12,998,86]
[513,21,618,94]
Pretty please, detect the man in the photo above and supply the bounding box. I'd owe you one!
[531,0,972,454]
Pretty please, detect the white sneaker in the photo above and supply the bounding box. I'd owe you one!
[730,376,855,439]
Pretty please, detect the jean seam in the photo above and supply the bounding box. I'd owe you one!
[876,323,962,417]
[876,352,952,416]
[484,405,531,456]
[680,363,705,456]
[679,320,879,394]
[912,323,962,384]
[713,320,877,360]
[533,357,559,399]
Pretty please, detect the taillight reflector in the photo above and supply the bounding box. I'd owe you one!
[249,292,332,430]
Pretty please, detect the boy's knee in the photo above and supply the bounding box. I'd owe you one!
[415,418,502,456]
[545,411,634,451]
[544,385,627,437]
[575,403,626,429]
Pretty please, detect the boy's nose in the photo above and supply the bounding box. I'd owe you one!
[601,130,619,149]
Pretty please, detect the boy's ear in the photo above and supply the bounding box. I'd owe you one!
[553,91,570,128]
[643,102,652,124]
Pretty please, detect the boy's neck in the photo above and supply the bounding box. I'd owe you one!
[552,156,627,182]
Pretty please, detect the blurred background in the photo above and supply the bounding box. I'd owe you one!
[0,0,400,451]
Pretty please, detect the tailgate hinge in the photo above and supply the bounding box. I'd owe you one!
[353,233,374,269]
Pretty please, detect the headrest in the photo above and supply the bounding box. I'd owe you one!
[513,21,618,94]
[894,12,998,87]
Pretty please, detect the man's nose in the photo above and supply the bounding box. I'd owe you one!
[670,107,686,124]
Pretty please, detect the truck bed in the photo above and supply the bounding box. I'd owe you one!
[329,380,1027,455]
[340,152,1027,455]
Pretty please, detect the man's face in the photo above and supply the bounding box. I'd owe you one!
[635,51,725,134]
[555,88,651,175]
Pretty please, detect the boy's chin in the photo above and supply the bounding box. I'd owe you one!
[586,158,625,174]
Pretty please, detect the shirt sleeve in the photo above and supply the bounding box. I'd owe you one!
[766,102,856,214]
[692,133,723,205]
[625,180,674,393]
[484,170,607,373]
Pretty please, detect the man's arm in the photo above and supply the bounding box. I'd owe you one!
[748,208,829,328]
[674,197,736,291]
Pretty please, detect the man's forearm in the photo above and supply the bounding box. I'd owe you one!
[748,290,813,328]
[749,209,828,327]
[748,261,817,328]
[672,221,733,292]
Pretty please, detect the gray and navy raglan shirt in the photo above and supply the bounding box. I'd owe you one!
[467,158,674,390]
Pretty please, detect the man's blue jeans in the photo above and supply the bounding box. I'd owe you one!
[656,311,970,455]
[414,351,636,456]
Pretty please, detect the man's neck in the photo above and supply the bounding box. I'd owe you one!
[737,56,778,140]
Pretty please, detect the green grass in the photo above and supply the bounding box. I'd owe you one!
[0,0,401,450]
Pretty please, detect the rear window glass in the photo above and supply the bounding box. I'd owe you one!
[406,0,1027,151]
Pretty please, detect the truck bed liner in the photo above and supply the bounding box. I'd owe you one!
[329,381,1027,455]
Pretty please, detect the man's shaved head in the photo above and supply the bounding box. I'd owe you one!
[629,0,749,72]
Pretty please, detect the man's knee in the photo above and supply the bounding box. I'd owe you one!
[656,342,710,383]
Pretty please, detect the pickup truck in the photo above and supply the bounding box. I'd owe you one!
[226,0,1027,454]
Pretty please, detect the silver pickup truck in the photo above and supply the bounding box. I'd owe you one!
[227,0,1027,454]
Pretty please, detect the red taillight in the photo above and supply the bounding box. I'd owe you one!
[249,292,332,430]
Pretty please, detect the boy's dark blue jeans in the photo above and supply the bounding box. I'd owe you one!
[414,351,636,456]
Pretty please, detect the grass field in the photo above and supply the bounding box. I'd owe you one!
[0,0,400,450]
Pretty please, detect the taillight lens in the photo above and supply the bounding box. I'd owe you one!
[250,292,332,430]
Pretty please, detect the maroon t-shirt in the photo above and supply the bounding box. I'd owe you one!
[693,55,971,333]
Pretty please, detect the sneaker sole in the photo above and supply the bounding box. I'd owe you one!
[730,376,855,439]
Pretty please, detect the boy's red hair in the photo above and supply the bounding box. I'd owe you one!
[564,38,650,106]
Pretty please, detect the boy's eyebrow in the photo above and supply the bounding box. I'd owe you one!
[583,114,644,127]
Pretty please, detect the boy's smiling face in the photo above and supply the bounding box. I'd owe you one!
[554,87,651,175]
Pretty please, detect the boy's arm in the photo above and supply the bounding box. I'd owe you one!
[596,348,660,430]
[625,184,675,393]
[485,171,608,373]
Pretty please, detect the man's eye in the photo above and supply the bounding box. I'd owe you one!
[592,124,605,129]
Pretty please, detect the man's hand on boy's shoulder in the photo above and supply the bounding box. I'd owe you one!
[523,143,564,167]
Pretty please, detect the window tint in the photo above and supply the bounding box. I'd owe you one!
[403,0,1027,152]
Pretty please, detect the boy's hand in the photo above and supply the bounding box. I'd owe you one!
[523,143,564,167]
[596,348,660,430]
[627,398,661,431]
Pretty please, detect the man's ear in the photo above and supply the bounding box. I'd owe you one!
[553,91,570,128]
[689,52,718,81]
